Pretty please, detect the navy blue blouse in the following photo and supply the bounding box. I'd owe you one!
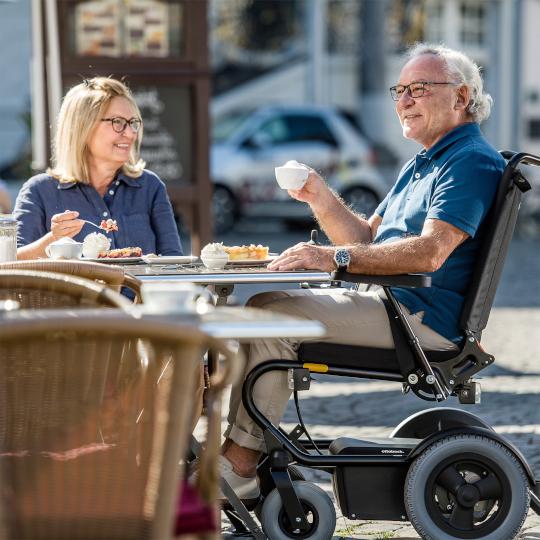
[13,170,183,256]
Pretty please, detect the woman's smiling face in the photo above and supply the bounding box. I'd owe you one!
[395,54,469,150]
[86,96,138,170]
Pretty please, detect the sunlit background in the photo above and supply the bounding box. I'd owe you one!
[1,0,539,238]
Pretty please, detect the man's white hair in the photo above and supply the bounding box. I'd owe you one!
[407,43,492,123]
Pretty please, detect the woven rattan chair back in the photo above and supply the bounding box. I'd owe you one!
[0,270,132,309]
[0,260,142,302]
[0,313,236,540]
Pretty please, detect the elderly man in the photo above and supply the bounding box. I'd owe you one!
[219,43,505,502]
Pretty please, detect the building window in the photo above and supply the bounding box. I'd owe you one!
[529,119,540,139]
[425,0,443,43]
[459,1,486,46]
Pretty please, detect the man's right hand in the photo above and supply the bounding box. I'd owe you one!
[50,210,84,239]
[287,166,335,212]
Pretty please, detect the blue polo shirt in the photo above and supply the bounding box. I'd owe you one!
[374,123,504,342]
[14,169,183,256]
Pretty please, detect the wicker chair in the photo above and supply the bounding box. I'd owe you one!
[0,312,238,540]
[0,269,132,309]
[0,260,142,302]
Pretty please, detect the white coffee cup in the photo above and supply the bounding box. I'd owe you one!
[275,161,309,190]
[141,282,214,314]
[45,239,84,259]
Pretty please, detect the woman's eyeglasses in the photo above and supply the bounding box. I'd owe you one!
[101,117,142,133]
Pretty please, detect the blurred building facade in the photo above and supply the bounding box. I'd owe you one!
[1,0,540,178]
[210,0,540,164]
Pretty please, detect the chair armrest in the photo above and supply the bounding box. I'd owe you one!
[332,271,431,288]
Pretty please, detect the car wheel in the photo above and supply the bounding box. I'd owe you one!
[341,187,379,218]
[212,185,238,234]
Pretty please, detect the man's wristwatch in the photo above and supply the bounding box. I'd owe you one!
[333,248,351,271]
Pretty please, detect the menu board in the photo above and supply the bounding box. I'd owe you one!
[125,0,169,57]
[75,0,178,58]
[75,0,121,57]
[133,85,192,184]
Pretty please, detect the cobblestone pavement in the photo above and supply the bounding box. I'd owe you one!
[219,236,540,539]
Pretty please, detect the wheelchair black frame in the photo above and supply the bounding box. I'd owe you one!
[229,151,540,535]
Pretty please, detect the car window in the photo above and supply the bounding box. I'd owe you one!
[212,110,253,142]
[249,113,338,147]
[284,114,338,146]
[253,117,289,145]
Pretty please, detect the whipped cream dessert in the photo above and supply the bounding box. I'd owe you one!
[82,232,111,258]
[201,242,227,257]
[201,242,228,269]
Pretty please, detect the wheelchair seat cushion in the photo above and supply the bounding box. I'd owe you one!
[298,342,457,373]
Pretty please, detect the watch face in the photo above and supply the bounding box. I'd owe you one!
[334,249,350,268]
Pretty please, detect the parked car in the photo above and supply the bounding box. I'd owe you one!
[211,105,394,232]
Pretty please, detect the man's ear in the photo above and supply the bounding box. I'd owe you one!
[455,85,470,111]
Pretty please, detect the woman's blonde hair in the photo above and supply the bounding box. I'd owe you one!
[48,77,145,183]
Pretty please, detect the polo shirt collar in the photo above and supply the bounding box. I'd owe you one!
[419,122,481,162]
[56,171,141,190]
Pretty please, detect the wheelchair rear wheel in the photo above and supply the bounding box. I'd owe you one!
[260,481,336,539]
[405,434,529,540]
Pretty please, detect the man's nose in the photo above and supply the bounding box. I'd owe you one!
[397,89,415,107]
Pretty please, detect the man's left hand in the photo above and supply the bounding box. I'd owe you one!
[267,242,335,272]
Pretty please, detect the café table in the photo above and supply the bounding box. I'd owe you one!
[124,262,333,305]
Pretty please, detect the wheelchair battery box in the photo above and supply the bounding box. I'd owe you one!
[330,436,417,521]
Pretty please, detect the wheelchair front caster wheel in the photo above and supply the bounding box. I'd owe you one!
[260,481,336,539]
[405,434,529,540]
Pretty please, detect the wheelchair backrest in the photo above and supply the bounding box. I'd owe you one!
[460,152,539,338]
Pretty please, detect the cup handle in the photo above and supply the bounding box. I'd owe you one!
[45,244,52,258]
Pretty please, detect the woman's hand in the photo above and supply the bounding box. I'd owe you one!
[267,242,335,272]
[50,210,84,239]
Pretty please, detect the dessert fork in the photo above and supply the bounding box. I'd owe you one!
[81,220,110,233]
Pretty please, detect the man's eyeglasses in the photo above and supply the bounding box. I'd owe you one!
[101,117,142,133]
[389,81,461,101]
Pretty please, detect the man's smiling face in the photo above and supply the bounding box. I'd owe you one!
[395,54,468,150]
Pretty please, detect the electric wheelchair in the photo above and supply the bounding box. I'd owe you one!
[224,151,540,540]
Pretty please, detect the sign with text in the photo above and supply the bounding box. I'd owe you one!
[133,85,191,184]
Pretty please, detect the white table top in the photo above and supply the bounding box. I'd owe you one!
[129,305,326,340]
[2,306,326,341]
[125,263,332,285]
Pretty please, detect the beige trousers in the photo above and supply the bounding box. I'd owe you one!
[224,287,458,451]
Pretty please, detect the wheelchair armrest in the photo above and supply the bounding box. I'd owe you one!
[332,271,431,288]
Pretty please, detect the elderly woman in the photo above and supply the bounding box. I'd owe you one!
[13,77,182,259]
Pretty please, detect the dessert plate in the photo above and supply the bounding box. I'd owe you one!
[142,255,199,265]
[80,256,143,264]
[226,254,278,266]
